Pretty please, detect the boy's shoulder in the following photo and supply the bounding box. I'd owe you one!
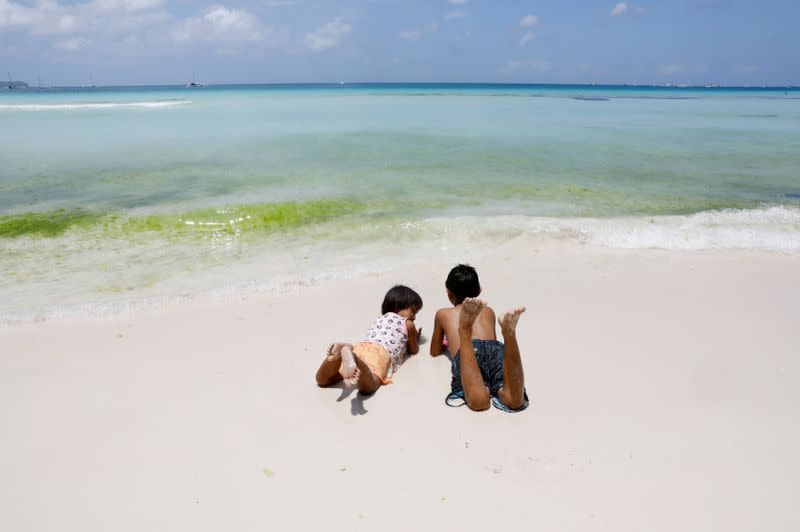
[434,305,495,322]
[434,306,458,318]
[434,306,459,329]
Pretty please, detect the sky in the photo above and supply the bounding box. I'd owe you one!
[0,0,798,86]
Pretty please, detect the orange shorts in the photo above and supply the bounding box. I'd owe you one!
[353,342,392,384]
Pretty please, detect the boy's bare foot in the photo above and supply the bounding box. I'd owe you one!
[460,297,487,331]
[339,345,360,387]
[499,307,526,335]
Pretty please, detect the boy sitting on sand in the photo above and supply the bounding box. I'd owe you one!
[430,264,529,412]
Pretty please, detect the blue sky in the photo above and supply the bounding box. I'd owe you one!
[1,0,797,86]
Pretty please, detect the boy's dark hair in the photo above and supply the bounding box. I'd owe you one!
[445,264,480,304]
[382,285,423,315]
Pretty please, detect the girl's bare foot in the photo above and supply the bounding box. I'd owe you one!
[339,345,360,387]
[326,342,349,362]
[460,297,487,331]
[499,307,526,335]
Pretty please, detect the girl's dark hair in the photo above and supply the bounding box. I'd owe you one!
[445,264,480,304]
[381,285,423,314]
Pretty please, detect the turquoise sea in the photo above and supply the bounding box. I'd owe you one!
[1,84,799,322]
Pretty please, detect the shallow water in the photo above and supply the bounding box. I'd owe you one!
[1,84,799,321]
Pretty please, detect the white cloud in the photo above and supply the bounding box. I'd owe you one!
[520,15,537,28]
[56,14,78,32]
[102,10,168,35]
[56,36,89,51]
[89,0,165,12]
[0,0,68,34]
[519,31,535,46]
[398,22,438,42]
[399,30,422,41]
[172,6,269,45]
[0,0,35,27]
[305,17,351,51]
[610,2,628,16]
[0,0,168,36]
[447,0,468,4]
[445,11,466,20]
[1,0,287,57]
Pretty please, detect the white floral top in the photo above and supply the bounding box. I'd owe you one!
[364,312,409,374]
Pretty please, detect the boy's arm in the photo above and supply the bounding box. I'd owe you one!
[429,309,445,357]
[406,318,420,355]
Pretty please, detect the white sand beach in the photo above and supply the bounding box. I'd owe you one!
[1,241,799,531]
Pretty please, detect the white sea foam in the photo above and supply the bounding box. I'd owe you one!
[0,100,191,111]
[573,205,800,252]
[412,206,800,253]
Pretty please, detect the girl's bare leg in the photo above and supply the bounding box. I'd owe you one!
[459,298,491,411]
[497,308,526,409]
[315,343,351,386]
[339,346,383,395]
[353,355,382,395]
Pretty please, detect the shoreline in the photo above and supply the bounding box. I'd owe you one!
[2,239,798,327]
[2,244,798,530]
[4,203,800,326]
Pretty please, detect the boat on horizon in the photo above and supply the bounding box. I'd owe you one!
[186,73,204,88]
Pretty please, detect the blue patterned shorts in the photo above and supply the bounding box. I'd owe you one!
[448,339,529,412]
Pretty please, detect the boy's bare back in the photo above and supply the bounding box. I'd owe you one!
[430,304,497,357]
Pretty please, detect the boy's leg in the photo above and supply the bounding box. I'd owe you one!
[315,343,351,386]
[497,308,526,409]
[459,298,491,411]
[339,345,383,395]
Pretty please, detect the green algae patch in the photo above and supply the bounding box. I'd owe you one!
[237,200,365,230]
[0,200,366,240]
[115,199,367,237]
[0,209,102,238]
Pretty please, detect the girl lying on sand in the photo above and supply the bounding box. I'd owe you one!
[315,285,422,395]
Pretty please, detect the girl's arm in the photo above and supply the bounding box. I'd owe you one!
[406,318,420,355]
[429,309,445,357]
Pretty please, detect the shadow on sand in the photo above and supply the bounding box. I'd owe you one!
[326,382,372,416]
[322,333,432,417]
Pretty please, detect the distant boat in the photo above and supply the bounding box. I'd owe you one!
[186,73,204,88]
[5,73,28,90]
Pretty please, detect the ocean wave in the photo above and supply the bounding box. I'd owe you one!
[0,100,191,111]
[400,206,800,253]
[475,205,800,253]
[579,205,800,252]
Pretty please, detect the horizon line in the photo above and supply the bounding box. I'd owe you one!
[3,81,798,90]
